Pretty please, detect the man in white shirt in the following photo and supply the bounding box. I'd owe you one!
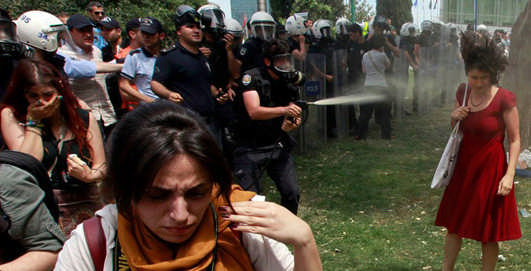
[58,14,117,134]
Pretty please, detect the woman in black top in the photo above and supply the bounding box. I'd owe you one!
[0,59,106,235]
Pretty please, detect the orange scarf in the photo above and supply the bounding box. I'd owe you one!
[117,185,256,271]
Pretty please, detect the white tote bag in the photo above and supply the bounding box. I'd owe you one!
[431,83,468,189]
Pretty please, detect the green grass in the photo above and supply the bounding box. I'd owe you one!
[260,104,530,270]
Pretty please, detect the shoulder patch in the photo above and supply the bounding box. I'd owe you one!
[240,47,247,56]
[242,74,252,86]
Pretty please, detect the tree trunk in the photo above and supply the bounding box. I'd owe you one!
[503,0,531,149]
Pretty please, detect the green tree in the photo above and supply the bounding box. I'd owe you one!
[270,0,295,21]
[1,0,206,45]
[290,0,346,21]
[345,0,376,22]
[376,0,412,30]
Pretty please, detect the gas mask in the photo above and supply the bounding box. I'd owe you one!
[0,20,24,58]
[268,53,305,85]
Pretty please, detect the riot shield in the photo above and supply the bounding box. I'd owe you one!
[332,49,349,137]
[296,53,327,152]
[417,46,435,113]
[391,47,410,120]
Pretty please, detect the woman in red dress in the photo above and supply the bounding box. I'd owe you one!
[435,32,521,271]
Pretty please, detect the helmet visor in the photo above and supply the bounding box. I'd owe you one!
[272,53,295,73]
[201,9,225,29]
[338,24,348,35]
[252,23,275,41]
[0,21,15,40]
[50,23,73,50]
[321,27,331,38]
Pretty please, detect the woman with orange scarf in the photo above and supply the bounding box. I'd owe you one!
[54,101,322,271]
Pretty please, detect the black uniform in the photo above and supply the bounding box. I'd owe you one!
[238,37,265,72]
[233,67,300,214]
[152,42,221,142]
[287,36,301,53]
[0,55,16,97]
[101,46,123,118]
[413,31,435,112]
[346,38,365,136]
[310,38,338,137]
[202,40,238,157]
[152,42,215,119]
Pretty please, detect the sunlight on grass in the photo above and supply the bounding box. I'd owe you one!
[261,104,530,270]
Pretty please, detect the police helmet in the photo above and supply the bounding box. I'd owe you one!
[400,22,416,37]
[421,20,433,32]
[15,10,67,52]
[372,15,389,30]
[174,5,201,28]
[447,23,458,32]
[285,14,306,36]
[335,18,352,36]
[198,4,225,31]
[477,24,488,34]
[224,17,243,38]
[249,11,276,41]
[312,19,332,39]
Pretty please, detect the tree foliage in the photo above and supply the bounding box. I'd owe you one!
[376,0,412,30]
[270,0,295,21]
[290,0,346,21]
[1,0,207,45]
[345,0,376,23]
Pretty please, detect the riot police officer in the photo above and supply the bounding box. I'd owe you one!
[238,11,276,71]
[198,4,241,159]
[285,14,308,62]
[335,18,352,50]
[14,10,122,80]
[310,19,338,138]
[0,9,24,95]
[225,17,244,60]
[233,39,303,214]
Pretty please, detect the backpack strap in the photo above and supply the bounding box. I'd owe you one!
[83,216,106,271]
[0,150,59,221]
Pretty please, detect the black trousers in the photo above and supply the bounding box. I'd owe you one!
[232,144,299,214]
[358,86,392,139]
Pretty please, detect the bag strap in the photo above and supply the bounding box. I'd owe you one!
[455,82,469,130]
[84,216,106,271]
[367,51,385,75]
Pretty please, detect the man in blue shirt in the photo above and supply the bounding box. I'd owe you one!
[120,17,165,103]
[86,1,107,50]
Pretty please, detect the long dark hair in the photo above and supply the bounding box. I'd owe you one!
[460,31,508,84]
[0,58,88,152]
[106,101,233,217]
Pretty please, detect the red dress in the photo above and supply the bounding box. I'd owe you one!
[435,84,522,242]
